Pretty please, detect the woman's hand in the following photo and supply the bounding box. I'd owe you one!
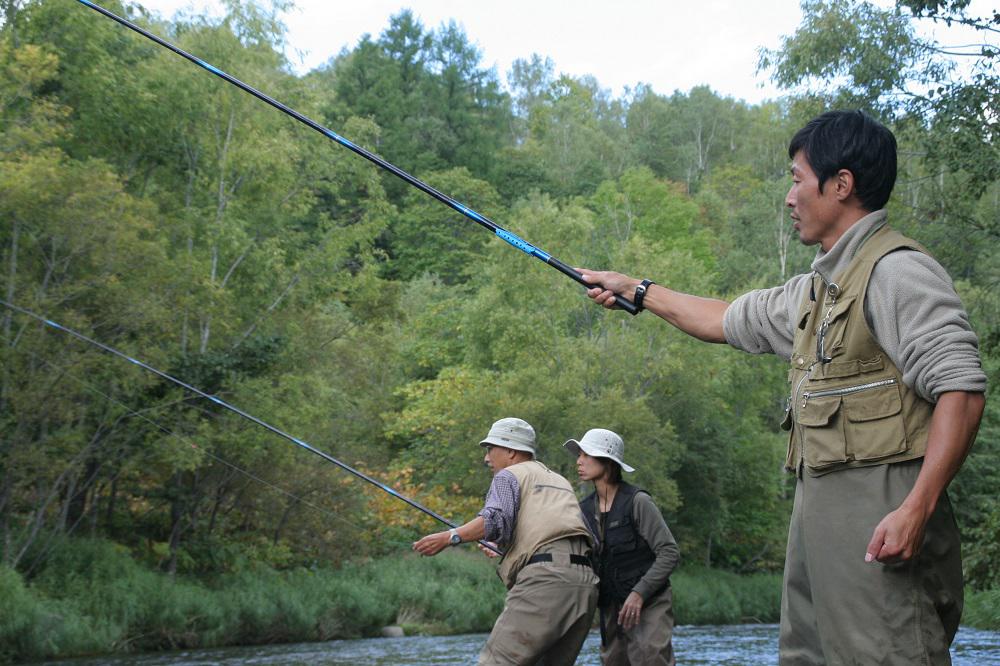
[617,591,644,630]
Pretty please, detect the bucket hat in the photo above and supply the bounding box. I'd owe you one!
[563,428,634,473]
[480,417,536,456]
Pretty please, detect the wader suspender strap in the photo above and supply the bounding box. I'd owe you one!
[597,500,613,647]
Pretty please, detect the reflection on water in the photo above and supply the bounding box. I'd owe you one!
[38,624,1000,665]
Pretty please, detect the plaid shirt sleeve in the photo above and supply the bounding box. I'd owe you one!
[477,469,520,547]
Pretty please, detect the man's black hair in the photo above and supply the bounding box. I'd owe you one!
[788,110,897,212]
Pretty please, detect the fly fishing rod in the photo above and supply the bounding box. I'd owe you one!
[0,299,502,555]
[74,0,639,315]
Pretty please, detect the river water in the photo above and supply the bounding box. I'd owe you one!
[38,624,1000,665]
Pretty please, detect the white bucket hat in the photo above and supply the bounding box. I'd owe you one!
[480,417,536,457]
[563,428,635,473]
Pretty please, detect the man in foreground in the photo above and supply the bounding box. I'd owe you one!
[413,417,598,665]
[581,110,986,664]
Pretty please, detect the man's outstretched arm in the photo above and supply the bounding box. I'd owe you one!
[413,516,487,557]
[579,268,730,344]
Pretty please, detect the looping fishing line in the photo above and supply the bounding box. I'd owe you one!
[7,341,420,550]
[1,299,501,553]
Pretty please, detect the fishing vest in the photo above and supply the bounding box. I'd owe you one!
[783,225,935,475]
[496,460,593,589]
[581,482,667,606]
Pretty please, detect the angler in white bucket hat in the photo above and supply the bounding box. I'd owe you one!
[564,428,680,666]
[563,428,635,473]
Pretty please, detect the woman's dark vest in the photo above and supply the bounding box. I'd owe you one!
[581,482,667,606]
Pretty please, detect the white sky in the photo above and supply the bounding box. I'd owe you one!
[134,0,992,105]
[132,0,802,103]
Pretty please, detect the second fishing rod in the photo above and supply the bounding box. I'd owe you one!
[75,0,639,315]
[0,299,503,555]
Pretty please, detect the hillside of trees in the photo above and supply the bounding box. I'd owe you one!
[1,0,997,627]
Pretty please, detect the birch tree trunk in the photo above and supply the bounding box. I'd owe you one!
[200,107,237,354]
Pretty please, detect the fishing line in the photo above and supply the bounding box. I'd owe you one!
[1,299,501,554]
[8,342,425,550]
[73,0,639,315]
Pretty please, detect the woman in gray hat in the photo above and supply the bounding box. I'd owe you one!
[566,429,680,666]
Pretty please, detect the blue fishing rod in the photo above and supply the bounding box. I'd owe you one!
[74,0,639,315]
[0,299,502,555]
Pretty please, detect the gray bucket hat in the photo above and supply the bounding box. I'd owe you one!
[563,428,635,473]
[480,417,536,456]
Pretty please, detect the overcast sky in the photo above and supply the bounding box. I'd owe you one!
[133,0,990,105]
[131,0,804,103]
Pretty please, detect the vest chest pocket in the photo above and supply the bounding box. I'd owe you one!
[797,378,908,472]
[797,396,847,469]
[606,517,637,554]
[813,295,856,361]
[842,381,907,462]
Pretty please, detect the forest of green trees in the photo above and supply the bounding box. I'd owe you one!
[0,0,998,659]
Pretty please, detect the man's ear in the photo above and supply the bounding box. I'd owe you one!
[834,169,856,201]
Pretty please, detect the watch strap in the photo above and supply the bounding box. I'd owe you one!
[634,279,655,312]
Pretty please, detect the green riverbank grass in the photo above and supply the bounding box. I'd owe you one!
[0,537,506,661]
[672,567,782,624]
[964,587,1000,630]
[3,537,997,662]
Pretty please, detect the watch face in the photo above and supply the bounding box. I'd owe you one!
[450,532,461,544]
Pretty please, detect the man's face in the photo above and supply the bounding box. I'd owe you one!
[786,150,844,250]
[483,445,508,474]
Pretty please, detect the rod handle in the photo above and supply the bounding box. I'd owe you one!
[546,258,640,316]
[608,291,639,316]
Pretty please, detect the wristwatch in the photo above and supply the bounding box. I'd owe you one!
[448,528,461,546]
[634,279,655,312]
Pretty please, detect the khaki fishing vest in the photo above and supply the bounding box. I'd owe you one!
[496,460,593,589]
[783,225,935,476]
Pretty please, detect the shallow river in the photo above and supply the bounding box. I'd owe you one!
[40,624,1000,665]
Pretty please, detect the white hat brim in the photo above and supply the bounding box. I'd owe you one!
[562,438,635,473]
[480,436,535,455]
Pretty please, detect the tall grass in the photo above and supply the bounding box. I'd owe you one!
[11,536,998,662]
[0,564,106,662]
[672,567,782,625]
[964,587,1000,630]
[0,536,503,661]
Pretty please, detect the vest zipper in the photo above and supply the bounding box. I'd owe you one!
[800,377,897,409]
[789,364,815,419]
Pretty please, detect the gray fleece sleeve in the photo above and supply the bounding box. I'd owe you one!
[631,493,680,601]
[722,273,812,361]
[865,250,986,401]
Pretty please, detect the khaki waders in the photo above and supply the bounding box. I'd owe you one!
[478,537,598,666]
[600,587,676,666]
[779,459,963,665]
